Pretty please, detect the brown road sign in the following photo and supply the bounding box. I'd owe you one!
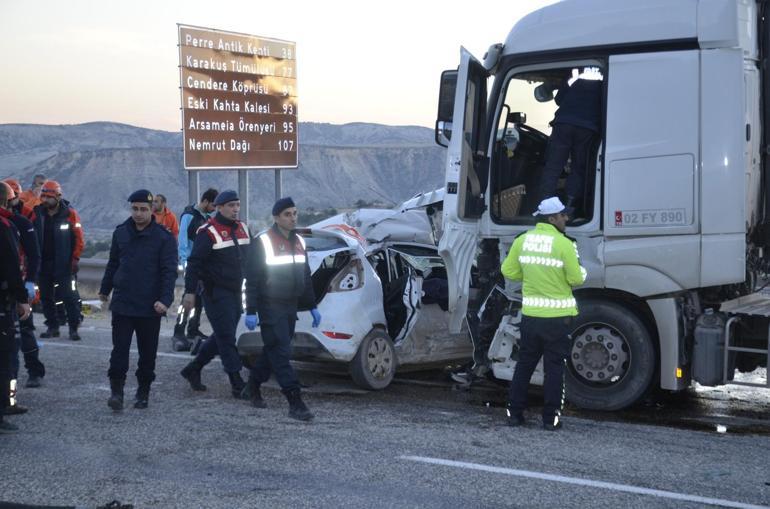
[178,24,298,170]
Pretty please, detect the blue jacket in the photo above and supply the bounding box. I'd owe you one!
[553,78,602,133]
[178,205,209,265]
[32,200,84,281]
[100,217,177,317]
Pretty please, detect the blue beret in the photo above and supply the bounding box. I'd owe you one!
[213,190,239,206]
[128,189,153,204]
[272,196,295,216]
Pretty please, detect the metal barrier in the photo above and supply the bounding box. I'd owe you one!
[78,258,185,288]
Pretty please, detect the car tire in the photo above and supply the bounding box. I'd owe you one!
[350,329,397,390]
[565,300,656,411]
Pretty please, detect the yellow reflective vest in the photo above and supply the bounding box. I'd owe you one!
[501,222,587,318]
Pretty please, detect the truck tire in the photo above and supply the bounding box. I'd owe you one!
[350,329,397,390]
[565,300,655,411]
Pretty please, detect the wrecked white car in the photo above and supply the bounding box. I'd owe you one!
[237,190,472,390]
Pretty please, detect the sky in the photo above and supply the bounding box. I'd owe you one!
[0,0,558,131]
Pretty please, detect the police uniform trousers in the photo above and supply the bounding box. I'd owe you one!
[39,261,81,328]
[107,314,161,384]
[249,309,300,392]
[12,313,45,379]
[508,315,573,421]
[0,305,16,414]
[539,123,596,201]
[194,287,243,374]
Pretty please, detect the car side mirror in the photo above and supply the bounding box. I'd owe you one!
[435,69,458,147]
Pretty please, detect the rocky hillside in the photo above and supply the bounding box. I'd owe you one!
[0,122,446,230]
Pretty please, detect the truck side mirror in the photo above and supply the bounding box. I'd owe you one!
[435,69,458,147]
[509,112,527,125]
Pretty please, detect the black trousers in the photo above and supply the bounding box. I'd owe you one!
[107,314,161,384]
[249,313,300,392]
[174,294,202,337]
[0,306,16,415]
[508,315,573,422]
[540,123,596,202]
[12,313,45,379]
[39,268,81,329]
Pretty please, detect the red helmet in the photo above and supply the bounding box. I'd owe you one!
[40,180,62,198]
[2,179,20,198]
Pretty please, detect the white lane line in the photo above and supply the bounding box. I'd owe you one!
[401,456,769,509]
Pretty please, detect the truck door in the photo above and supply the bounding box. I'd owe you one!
[437,48,488,332]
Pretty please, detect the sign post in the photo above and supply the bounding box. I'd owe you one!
[177,24,298,218]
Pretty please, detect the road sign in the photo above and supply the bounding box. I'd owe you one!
[178,25,298,170]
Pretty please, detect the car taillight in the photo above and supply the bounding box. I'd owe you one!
[322,331,353,339]
[328,259,364,292]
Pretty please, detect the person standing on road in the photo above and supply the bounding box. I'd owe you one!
[173,188,218,352]
[32,180,84,341]
[180,190,250,399]
[501,197,586,430]
[1,181,45,395]
[152,193,179,239]
[243,197,320,422]
[99,190,177,411]
[0,182,32,432]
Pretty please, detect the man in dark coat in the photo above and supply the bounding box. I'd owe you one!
[99,190,177,410]
[244,197,321,421]
[32,180,84,340]
[0,182,31,432]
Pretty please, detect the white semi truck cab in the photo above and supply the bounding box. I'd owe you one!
[436,0,770,410]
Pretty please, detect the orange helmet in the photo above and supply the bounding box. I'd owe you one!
[1,181,14,200]
[2,179,20,198]
[40,180,62,198]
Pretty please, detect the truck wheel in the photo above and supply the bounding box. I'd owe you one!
[565,300,655,411]
[350,330,397,390]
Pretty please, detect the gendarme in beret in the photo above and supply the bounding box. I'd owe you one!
[213,189,239,206]
[128,189,153,204]
[272,196,295,216]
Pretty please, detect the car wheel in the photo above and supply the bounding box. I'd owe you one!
[565,300,656,411]
[350,329,397,390]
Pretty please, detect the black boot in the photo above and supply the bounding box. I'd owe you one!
[189,337,204,356]
[134,382,151,409]
[245,376,266,408]
[284,388,313,421]
[40,327,59,338]
[108,378,124,411]
[180,361,206,391]
[172,334,192,352]
[228,372,247,399]
[69,326,81,341]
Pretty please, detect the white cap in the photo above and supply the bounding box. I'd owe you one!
[533,197,572,216]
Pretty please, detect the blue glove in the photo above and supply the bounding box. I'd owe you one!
[24,282,35,301]
[310,308,321,328]
[244,314,259,331]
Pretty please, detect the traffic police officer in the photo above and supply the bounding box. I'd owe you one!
[244,197,320,421]
[501,197,586,430]
[180,190,251,398]
[99,190,177,410]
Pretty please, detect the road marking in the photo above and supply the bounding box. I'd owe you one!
[400,456,769,509]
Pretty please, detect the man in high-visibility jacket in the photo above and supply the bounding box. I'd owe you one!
[501,197,587,430]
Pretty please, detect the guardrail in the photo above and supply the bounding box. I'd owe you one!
[78,258,185,288]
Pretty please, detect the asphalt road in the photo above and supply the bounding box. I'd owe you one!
[2,312,770,509]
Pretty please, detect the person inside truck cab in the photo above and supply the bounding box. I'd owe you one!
[535,68,602,213]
